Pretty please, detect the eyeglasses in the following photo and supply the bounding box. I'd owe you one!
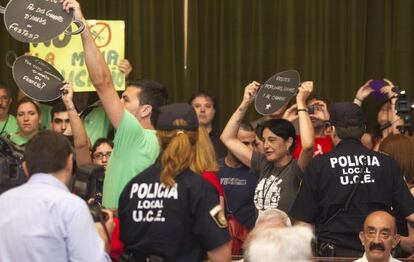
[93,151,112,160]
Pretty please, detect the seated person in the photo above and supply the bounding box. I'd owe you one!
[244,226,313,262]
[356,210,401,262]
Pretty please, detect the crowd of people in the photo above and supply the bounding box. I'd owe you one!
[0,0,414,261]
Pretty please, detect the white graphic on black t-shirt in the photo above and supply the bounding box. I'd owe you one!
[254,175,282,210]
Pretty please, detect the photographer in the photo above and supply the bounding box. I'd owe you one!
[0,131,113,261]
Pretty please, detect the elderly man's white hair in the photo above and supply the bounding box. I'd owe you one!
[256,208,292,227]
[244,226,314,262]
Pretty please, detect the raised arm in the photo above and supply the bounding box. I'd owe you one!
[353,80,374,106]
[61,82,92,166]
[220,82,260,167]
[62,0,124,128]
[381,79,402,135]
[117,59,133,80]
[296,81,315,171]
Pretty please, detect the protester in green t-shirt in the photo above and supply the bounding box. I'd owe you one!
[0,85,19,137]
[8,97,41,150]
[83,105,111,146]
[72,1,168,208]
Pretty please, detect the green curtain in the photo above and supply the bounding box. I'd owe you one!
[186,0,414,129]
[1,0,413,129]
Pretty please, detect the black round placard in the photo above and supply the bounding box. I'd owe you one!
[255,70,301,115]
[12,55,64,101]
[1,0,83,43]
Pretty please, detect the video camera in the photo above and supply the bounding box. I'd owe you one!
[394,87,414,135]
[0,137,26,194]
[70,164,109,223]
[71,164,105,201]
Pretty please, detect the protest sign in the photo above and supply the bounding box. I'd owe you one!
[30,20,125,92]
[12,55,64,101]
[1,0,83,43]
[255,70,300,115]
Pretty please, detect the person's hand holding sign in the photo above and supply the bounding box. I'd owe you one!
[60,81,75,110]
[283,104,299,122]
[118,59,133,79]
[61,0,84,23]
[60,81,92,166]
[296,81,313,110]
[242,81,260,105]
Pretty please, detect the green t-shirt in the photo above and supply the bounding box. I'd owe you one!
[83,106,112,146]
[8,132,30,150]
[40,104,52,130]
[102,111,160,208]
[0,115,19,137]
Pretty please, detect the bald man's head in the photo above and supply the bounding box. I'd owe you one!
[359,211,400,262]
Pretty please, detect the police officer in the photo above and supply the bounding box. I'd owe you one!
[118,103,231,262]
[289,102,414,257]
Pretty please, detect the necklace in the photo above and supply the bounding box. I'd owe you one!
[261,158,293,210]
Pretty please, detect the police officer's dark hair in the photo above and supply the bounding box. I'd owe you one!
[127,79,168,126]
[24,130,72,175]
[260,119,296,153]
[188,90,217,110]
[240,122,255,132]
[335,126,365,140]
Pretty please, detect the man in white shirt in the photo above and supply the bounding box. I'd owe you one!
[356,211,401,262]
[0,130,113,261]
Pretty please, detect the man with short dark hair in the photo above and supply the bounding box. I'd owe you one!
[289,102,414,257]
[0,130,112,261]
[0,85,18,137]
[67,0,168,208]
[292,94,333,158]
[356,211,401,262]
[51,101,73,137]
[190,91,227,158]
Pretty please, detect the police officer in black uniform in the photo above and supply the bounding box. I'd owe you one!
[289,102,414,257]
[118,103,231,262]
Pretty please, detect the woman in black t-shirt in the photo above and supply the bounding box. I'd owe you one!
[221,81,315,213]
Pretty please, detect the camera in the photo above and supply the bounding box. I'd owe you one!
[89,192,109,222]
[394,87,414,135]
[0,137,26,194]
[70,164,108,223]
[70,164,105,201]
